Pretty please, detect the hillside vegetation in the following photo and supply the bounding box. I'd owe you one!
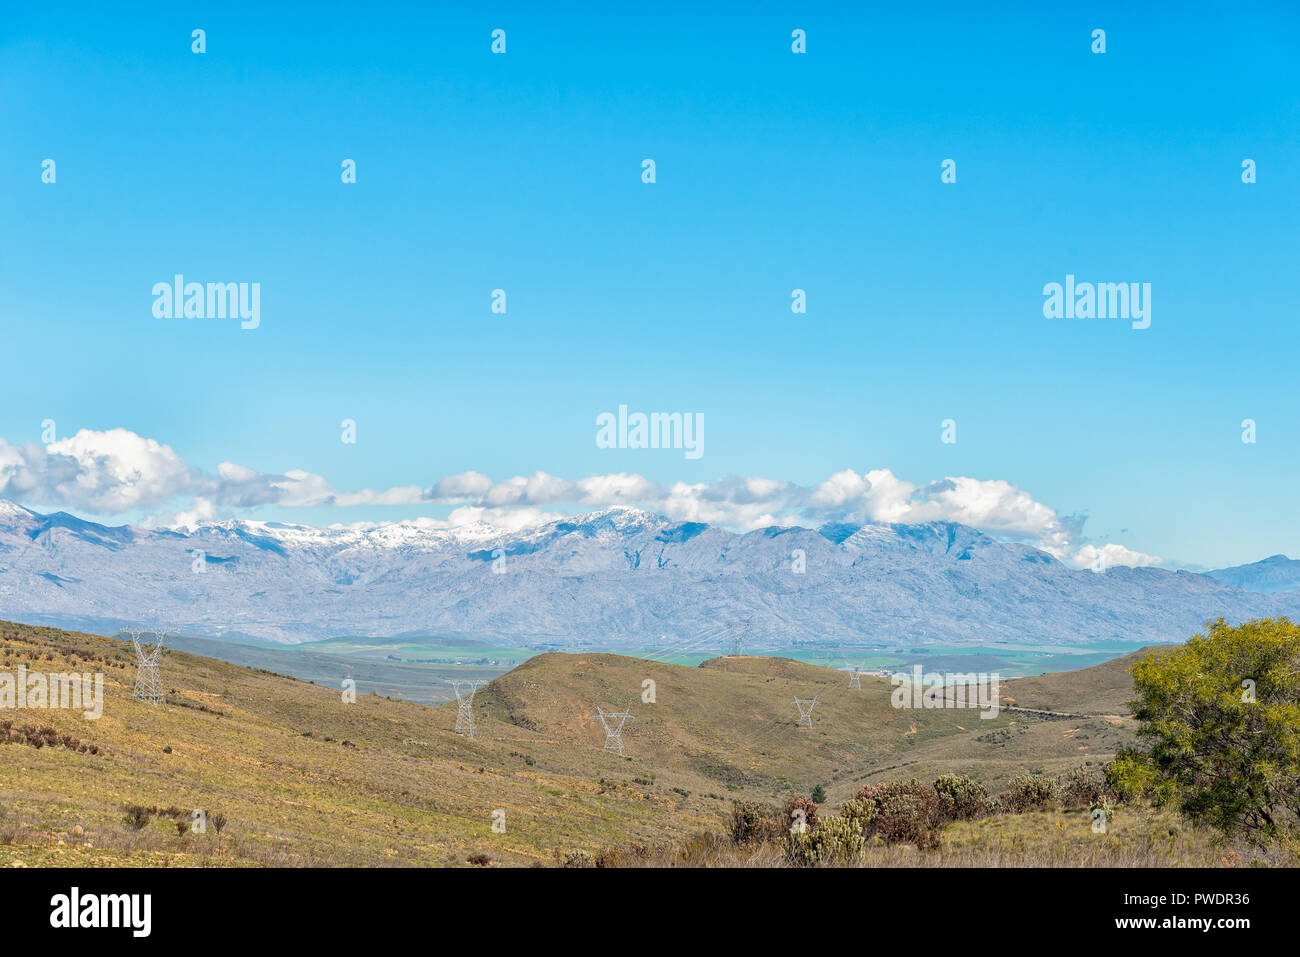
[1002,645,1178,714]
[0,619,1252,867]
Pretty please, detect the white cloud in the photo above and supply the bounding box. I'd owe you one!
[216,462,258,483]
[147,496,220,530]
[481,471,578,507]
[808,468,873,511]
[575,472,659,503]
[0,427,1157,567]
[426,471,494,502]
[1069,543,1162,571]
[0,429,192,514]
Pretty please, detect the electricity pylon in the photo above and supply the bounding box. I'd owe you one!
[794,697,817,728]
[725,618,752,657]
[848,668,864,689]
[450,680,483,739]
[596,706,633,755]
[126,628,167,706]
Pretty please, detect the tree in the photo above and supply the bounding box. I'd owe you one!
[1122,617,1300,846]
[811,784,827,804]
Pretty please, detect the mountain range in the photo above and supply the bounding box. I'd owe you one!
[0,498,1296,647]
[1204,553,1300,594]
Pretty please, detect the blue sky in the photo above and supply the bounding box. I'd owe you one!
[1,1,1298,569]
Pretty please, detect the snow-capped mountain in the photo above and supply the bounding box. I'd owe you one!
[0,499,1296,646]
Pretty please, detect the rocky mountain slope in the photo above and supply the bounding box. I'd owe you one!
[1,500,1294,646]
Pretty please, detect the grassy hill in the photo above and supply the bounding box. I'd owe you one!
[0,620,1199,867]
[1001,645,1180,715]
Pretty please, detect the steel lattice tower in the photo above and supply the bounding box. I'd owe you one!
[848,669,863,688]
[596,706,633,755]
[725,618,752,657]
[450,680,483,738]
[794,697,817,728]
[127,628,167,706]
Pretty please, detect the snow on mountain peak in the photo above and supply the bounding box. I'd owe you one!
[2,498,1298,646]
[560,505,662,528]
[0,499,33,522]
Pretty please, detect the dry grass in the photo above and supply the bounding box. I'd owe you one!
[596,806,1297,868]
[0,620,1259,868]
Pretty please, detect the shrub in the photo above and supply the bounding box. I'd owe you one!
[839,797,877,834]
[1089,798,1116,832]
[210,812,227,834]
[1128,617,1300,845]
[728,800,781,846]
[1005,773,1060,812]
[562,850,595,868]
[782,814,865,867]
[811,784,827,804]
[783,795,820,834]
[852,780,944,848]
[1104,750,1157,804]
[1059,765,1109,808]
[933,774,989,820]
[123,806,151,831]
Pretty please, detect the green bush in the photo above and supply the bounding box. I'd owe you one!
[1104,750,1159,804]
[1128,617,1300,845]
[1005,773,1060,812]
[1123,621,1300,842]
[839,797,877,834]
[782,814,866,866]
[1059,765,1110,808]
[933,774,989,820]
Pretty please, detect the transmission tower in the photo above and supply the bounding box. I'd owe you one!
[848,668,864,689]
[127,628,168,706]
[725,618,752,657]
[450,680,483,739]
[596,706,633,755]
[794,697,817,728]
